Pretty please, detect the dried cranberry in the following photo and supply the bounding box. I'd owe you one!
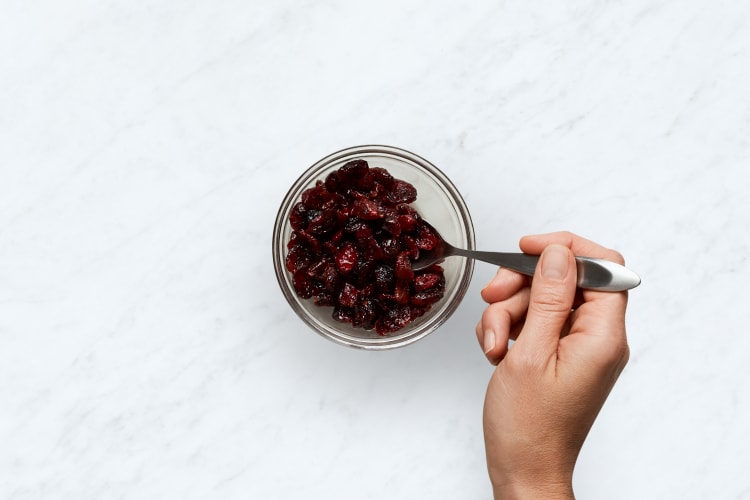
[313,293,334,306]
[376,305,411,335]
[356,170,375,191]
[339,159,369,177]
[351,226,379,259]
[354,224,373,241]
[330,229,343,245]
[370,167,394,189]
[416,225,439,250]
[352,196,383,220]
[352,259,375,289]
[402,235,420,260]
[395,252,415,281]
[286,244,311,273]
[394,280,410,305]
[374,265,395,292]
[324,171,339,192]
[380,237,401,258]
[397,203,418,215]
[290,202,308,231]
[286,159,447,335]
[344,217,365,233]
[322,264,339,292]
[332,306,354,323]
[337,160,369,190]
[387,180,417,204]
[410,288,443,307]
[353,299,376,329]
[306,258,328,278]
[301,181,333,209]
[338,283,358,308]
[296,229,322,254]
[308,209,338,235]
[360,284,375,298]
[335,242,358,274]
[293,270,316,299]
[414,273,441,292]
[381,215,401,236]
[322,241,338,257]
[396,214,417,233]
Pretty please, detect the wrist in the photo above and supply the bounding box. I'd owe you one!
[491,476,574,500]
[484,433,578,500]
[488,459,575,500]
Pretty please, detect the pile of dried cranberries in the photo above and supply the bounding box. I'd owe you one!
[285,159,445,335]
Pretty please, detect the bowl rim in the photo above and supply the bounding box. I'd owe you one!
[272,144,475,350]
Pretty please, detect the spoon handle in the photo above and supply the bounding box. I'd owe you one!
[452,249,641,292]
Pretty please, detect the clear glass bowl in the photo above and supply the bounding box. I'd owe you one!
[272,145,475,350]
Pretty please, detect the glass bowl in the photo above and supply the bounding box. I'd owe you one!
[272,145,475,350]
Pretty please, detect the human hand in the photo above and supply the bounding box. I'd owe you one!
[476,232,630,499]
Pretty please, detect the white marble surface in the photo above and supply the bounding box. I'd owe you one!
[2,1,749,498]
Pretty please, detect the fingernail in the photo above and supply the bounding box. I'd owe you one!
[541,245,569,281]
[484,329,496,354]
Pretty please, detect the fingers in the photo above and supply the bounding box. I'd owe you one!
[521,231,628,341]
[519,231,625,265]
[478,232,630,366]
[476,287,530,365]
[481,268,528,303]
[511,244,577,362]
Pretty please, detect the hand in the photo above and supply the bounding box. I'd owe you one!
[475,232,630,499]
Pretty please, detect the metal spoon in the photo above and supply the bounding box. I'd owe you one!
[412,222,641,292]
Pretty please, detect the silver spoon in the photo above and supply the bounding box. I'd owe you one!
[412,222,641,292]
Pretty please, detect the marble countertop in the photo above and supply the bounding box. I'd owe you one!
[3,1,749,498]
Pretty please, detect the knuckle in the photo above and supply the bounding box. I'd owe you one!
[531,288,571,316]
[600,337,630,367]
[607,249,626,265]
[616,340,630,366]
[481,306,494,328]
[558,230,575,242]
[485,301,511,327]
[621,343,631,366]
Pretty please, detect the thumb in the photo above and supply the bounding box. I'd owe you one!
[513,244,577,359]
